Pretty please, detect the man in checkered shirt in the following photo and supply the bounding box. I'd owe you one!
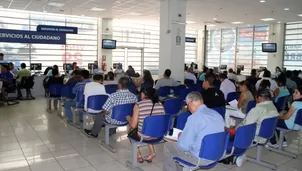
[84,77,137,137]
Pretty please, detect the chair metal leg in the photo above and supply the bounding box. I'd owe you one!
[82,114,87,130]
[71,108,80,129]
[126,143,144,171]
[101,125,116,153]
[247,146,277,170]
[267,130,298,158]
[57,100,64,119]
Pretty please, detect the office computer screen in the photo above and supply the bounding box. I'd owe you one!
[30,63,42,70]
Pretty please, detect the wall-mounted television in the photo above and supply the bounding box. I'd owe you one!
[219,65,227,70]
[102,39,116,49]
[262,43,277,53]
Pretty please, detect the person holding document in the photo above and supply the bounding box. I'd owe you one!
[225,81,255,128]
[163,92,224,171]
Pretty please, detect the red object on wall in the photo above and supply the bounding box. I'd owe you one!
[101,55,106,71]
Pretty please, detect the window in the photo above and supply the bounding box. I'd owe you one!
[284,21,302,70]
[0,9,98,71]
[206,26,269,74]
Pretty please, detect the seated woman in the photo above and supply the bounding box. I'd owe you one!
[103,71,118,85]
[0,65,14,102]
[134,70,154,89]
[225,81,255,128]
[258,79,273,97]
[268,86,302,148]
[273,75,290,104]
[126,87,165,163]
[46,69,64,113]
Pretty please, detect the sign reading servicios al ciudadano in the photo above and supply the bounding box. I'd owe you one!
[0,29,66,44]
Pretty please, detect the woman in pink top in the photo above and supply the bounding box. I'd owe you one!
[127,87,165,163]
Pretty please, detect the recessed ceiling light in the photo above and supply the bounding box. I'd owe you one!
[207,24,216,27]
[127,12,141,16]
[90,7,106,11]
[260,0,266,2]
[260,18,275,21]
[43,10,47,13]
[247,24,251,26]
[298,14,302,17]
[186,21,196,24]
[231,21,243,24]
[213,18,217,21]
[284,8,290,11]
[277,21,281,23]
[47,2,65,7]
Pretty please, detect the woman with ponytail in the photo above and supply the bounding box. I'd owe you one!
[127,87,165,163]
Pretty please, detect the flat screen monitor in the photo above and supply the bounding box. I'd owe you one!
[219,65,227,70]
[30,63,42,70]
[88,63,94,70]
[237,65,244,71]
[63,63,72,71]
[102,39,116,49]
[113,63,122,69]
[213,67,219,74]
[262,43,277,53]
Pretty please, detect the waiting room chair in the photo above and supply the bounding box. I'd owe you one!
[247,117,278,170]
[5,79,19,105]
[105,84,118,94]
[82,95,109,130]
[101,103,135,153]
[223,123,257,164]
[47,84,63,110]
[59,84,76,118]
[158,86,172,98]
[164,98,182,116]
[126,115,170,171]
[227,92,239,103]
[267,109,302,158]
[128,84,137,95]
[172,85,186,97]
[175,111,191,130]
[212,106,226,120]
[141,81,153,90]
[275,95,289,112]
[246,100,256,114]
[19,76,35,100]
[174,131,230,171]
[184,79,195,86]
[71,90,85,128]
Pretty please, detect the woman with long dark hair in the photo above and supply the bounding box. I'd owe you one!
[135,70,154,89]
[126,87,164,163]
[268,86,302,148]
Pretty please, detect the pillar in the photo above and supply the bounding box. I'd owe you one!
[99,18,113,73]
[159,0,186,82]
[267,23,285,72]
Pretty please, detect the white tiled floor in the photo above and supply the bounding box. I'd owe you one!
[0,98,301,171]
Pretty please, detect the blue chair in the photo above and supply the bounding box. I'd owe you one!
[70,90,85,127]
[175,111,191,130]
[174,131,230,170]
[101,103,135,153]
[224,123,257,162]
[128,85,137,94]
[126,115,170,171]
[59,84,76,118]
[226,92,239,103]
[184,79,195,86]
[105,84,118,94]
[141,81,154,90]
[246,100,256,114]
[82,95,109,130]
[267,109,302,158]
[212,106,226,120]
[215,81,221,89]
[172,85,186,97]
[158,86,171,98]
[247,117,278,170]
[179,88,190,102]
[164,98,182,116]
[47,84,63,111]
[276,96,288,112]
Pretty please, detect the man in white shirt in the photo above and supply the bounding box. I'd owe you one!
[219,73,236,100]
[228,68,238,82]
[84,74,107,113]
[256,70,278,92]
[184,67,197,84]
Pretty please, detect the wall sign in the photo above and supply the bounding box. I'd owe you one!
[37,25,78,34]
[176,36,181,45]
[185,37,196,43]
[0,29,66,44]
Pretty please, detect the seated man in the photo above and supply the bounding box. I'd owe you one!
[202,73,226,108]
[16,63,32,99]
[256,70,278,92]
[228,68,238,82]
[219,73,236,100]
[65,70,82,85]
[64,70,91,121]
[46,69,63,113]
[155,69,180,90]
[184,67,197,84]
[84,77,137,137]
[238,89,279,144]
[0,65,14,102]
[163,92,225,171]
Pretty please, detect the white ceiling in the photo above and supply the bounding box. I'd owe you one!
[0,0,302,29]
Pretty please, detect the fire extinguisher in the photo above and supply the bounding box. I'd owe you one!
[101,55,106,71]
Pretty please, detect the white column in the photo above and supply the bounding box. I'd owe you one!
[197,28,205,69]
[159,0,186,82]
[99,18,113,73]
[266,23,285,72]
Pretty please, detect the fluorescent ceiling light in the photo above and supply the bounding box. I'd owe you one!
[186,21,196,24]
[284,8,290,11]
[260,18,275,21]
[231,21,243,24]
[128,12,141,16]
[213,18,217,21]
[260,0,266,2]
[48,2,65,7]
[298,14,302,17]
[90,7,106,11]
[207,24,216,27]
[277,21,281,23]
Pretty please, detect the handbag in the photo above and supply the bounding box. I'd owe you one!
[128,102,155,137]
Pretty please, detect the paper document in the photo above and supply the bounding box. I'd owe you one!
[228,99,238,109]
[164,128,183,141]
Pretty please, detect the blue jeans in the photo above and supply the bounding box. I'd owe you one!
[64,101,76,121]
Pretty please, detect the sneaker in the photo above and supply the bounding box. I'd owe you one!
[283,141,288,147]
[236,154,246,167]
[265,142,279,149]
[84,129,98,138]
